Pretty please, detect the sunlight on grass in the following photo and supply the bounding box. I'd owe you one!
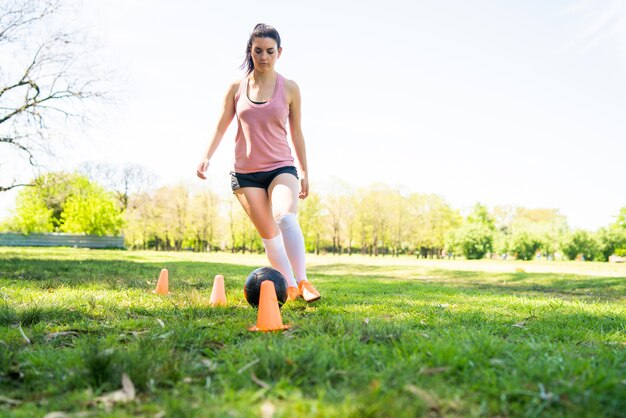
[1,248,624,417]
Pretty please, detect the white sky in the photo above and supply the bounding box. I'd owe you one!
[1,0,625,230]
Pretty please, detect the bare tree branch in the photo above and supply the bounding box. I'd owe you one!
[0,181,33,192]
[1,0,107,193]
[0,0,60,43]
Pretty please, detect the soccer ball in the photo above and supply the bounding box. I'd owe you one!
[243,267,288,308]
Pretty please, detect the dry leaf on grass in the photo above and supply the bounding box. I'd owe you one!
[404,384,439,410]
[45,331,79,341]
[0,396,22,406]
[251,372,270,389]
[237,358,259,374]
[420,366,451,375]
[43,413,69,418]
[93,373,135,407]
[261,400,276,418]
[201,358,217,372]
[513,315,536,329]
[18,324,30,344]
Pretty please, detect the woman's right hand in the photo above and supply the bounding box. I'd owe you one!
[196,158,210,179]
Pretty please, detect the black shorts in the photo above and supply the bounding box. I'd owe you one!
[230,166,298,191]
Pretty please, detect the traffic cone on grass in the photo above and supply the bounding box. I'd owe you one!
[249,280,290,332]
[209,274,227,307]
[153,268,170,295]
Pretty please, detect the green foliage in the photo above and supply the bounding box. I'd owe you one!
[467,202,495,230]
[446,204,495,259]
[60,183,122,236]
[299,193,325,254]
[560,230,599,261]
[4,172,122,236]
[508,231,542,260]
[595,227,626,261]
[409,193,462,257]
[449,223,494,259]
[2,186,53,233]
[493,229,509,255]
[614,207,626,229]
[5,175,620,264]
[35,172,86,230]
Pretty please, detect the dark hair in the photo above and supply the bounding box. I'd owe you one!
[241,23,282,75]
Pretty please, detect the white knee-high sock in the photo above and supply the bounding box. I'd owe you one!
[276,213,308,283]
[262,234,297,288]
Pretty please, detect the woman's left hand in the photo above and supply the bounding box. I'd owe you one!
[299,176,309,199]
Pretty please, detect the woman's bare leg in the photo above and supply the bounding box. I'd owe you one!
[235,187,297,288]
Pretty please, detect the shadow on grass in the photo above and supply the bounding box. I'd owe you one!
[311,263,626,302]
[0,257,260,290]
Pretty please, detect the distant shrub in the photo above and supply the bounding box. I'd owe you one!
[449,223,493,260]
[509,232,542,261]
[560,230,599,261]
[596,227,626,261]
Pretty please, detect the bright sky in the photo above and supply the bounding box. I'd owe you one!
[2,0,625,230]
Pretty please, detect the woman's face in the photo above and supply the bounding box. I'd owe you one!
[251,37,281,72]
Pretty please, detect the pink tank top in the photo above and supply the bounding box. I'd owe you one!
[233,73,294,173]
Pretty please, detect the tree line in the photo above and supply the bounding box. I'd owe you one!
[2,168,626,262]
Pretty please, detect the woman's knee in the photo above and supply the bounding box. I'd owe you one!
[270,186,298,215]
[275,212,298,230]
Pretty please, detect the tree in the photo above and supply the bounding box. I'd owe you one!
[508,231,542,261]
[59,183,122,235]
[596,227,626,261]
[187,188,220,252]
[354,185,394,256]
[448,223,493,260]
[614,207,626,230]
[152,185,189,251]
[492,205,515,235]
[299,192,324,254]
[3,171,122,235]
[445,203,495,259]
[123,191,154,249]
[467,203,495,231]
[321,177,353,254]
[79,162,155,211]
[510,208,568,257]
[228,197,260,253]
[1,172,71,232]
[1,0,104,192]
[408,193,461,258]
[388,190,410,256]
[560,230,599,261]
[1,186,53,233]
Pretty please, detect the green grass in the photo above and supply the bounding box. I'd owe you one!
[0,247,624,417]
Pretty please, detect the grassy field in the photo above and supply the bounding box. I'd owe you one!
[0,247,625,418]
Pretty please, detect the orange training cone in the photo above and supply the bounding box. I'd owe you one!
[249,280,290,332]
[153,268,170,295]
[209,274,227,307]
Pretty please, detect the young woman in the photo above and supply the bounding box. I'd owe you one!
[196,23,320,303]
